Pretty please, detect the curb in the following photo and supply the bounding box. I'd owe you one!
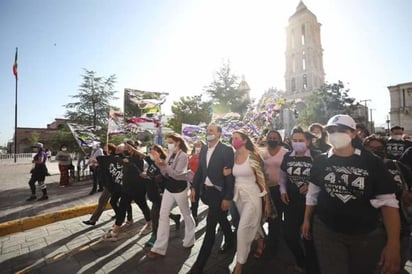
[0,203,111,237]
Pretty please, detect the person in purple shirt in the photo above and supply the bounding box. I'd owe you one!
[27,142,49,201]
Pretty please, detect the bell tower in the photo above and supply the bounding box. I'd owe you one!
[284,1,325,99]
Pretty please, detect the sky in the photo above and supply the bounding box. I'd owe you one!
[1,0,411,146]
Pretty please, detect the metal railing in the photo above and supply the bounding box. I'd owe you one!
[0,153,33,161]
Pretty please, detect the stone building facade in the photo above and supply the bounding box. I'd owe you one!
[388,82,412,133]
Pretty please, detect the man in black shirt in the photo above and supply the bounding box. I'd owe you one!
[387,126,412,160]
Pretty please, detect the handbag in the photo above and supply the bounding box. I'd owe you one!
[165,176,188,193]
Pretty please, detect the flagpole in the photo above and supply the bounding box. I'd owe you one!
[14,47,18,163]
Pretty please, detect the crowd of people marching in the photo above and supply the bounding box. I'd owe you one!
[26,113,412,274]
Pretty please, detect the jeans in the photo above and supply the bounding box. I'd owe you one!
[313,216,385,274]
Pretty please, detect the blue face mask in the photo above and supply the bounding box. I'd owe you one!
[292,141,307,153]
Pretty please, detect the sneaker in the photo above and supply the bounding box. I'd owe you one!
[145,235,156,247]
[26,195,36,201]
[139,223,152,235]
[102,229,119,241]
[37,195,48,201]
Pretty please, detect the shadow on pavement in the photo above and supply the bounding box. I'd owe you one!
[0,180,94,223]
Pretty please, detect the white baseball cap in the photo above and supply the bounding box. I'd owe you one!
[33,142,43,148]
[325,114,356,130]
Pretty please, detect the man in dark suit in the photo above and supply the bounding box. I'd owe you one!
[188,123,235,273]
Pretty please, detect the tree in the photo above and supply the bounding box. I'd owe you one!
[29,131,40,146]
[64,69,118,129]
[205,62,250,117]
[297,81,356,126]
[48,125,79,153]
[167,95,212,132]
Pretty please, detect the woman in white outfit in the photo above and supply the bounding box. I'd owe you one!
[230,130,272,274]
[148,133,196,258]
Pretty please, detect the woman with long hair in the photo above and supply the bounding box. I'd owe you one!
[230,130,272,274]
[308,123,331,153]
[261,130,289,255]
[148,133,196,258]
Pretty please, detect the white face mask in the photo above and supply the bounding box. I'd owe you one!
[392,135,403,141]
[167,143,175,153]
[61,148,67,152]
[206,135,216,142]
[328,132,352,149]
[195,147,201,154]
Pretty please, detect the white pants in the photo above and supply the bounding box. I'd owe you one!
[235,190,262,264]
[151,189,196,255]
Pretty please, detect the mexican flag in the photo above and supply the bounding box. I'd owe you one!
[13,48,18,79]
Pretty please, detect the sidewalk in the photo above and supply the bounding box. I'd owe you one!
[0,160,97,225]
[0,202,296,274]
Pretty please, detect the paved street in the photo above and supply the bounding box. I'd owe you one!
[0,160,295,274]
[0,159,97,223]
[0,160,411,274]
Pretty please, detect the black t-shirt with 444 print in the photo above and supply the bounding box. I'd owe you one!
[386,139,412,160]
[280,152,313,200]
[310,149,396,235]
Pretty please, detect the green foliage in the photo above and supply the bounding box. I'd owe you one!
[48,125,80,153]
[29,131,40,146]
[297,81,356,127]
[64,69,119,129]
[205,62,250,117]
[167,95,212,132]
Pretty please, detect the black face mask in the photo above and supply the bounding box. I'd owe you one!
[370,148,386,159]
[267,140,279,148]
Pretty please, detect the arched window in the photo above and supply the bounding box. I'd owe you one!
[292,55,296,73]
[292,78,296,92]
[301,24,305,45]
[303,74,307,89]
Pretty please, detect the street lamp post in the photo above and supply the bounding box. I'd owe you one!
[386,115,391,136]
